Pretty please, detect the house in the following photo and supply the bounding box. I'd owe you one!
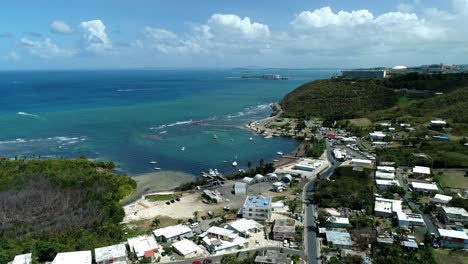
[397,212,426,228]
[11,253,32,264]
[342,137,357,144]
[376,179,399,190]
[52,251,92,264]
[411,182,439,193]
[430,194,453,205]
[375,171,395,180]
[153,224,193,242]
[325,230,353,249]
[202,236,248,254]
[374,198,402,217]
[333,149,346,161]
[226,218,263,238]
[95,243,128,264]
[429,120,447,129]
[242,195,272,221]
[439,206,468,224]
[369,131,387,141]
[351,159,372,166]
[412,166,431,179]
[272,182,287,192]
[327,217,350,228]
[234,182,247,195]
[294,159,324,172]
[272,218,296,241]
[402,240,419,250]
[242,177,254,184]
[172,239,204,257]
[203,226,238,241]
[203,190,223,203]
[377,166,395,173]
[438,229,468,249]
[127,235,160,260]
[254,250,291,264]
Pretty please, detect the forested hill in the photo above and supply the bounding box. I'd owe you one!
[0,158,136,263]
[281,72,468,120]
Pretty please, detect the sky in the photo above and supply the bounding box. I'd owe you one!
[0,0,466,70]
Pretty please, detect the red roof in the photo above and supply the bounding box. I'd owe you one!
[325,133,336,139]
[144,250,155,258]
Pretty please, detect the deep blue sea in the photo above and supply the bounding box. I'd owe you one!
[0,69,334,176]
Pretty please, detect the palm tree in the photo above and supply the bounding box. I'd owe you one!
[193,211,199,222]
[151,218,161,229]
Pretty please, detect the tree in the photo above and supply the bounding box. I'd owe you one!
[151,218,161,229]
[193,211,199,222]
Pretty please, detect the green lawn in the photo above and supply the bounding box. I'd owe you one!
[436,169,468,189]
[145,193,180,202]
[272,195,286,202]
[348,118,372,127]
[434,249,468,264]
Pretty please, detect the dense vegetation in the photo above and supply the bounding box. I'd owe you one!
[378,72,468,93]
[0,158,136,263]
[314,166,374,213]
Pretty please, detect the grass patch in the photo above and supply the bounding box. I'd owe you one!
[348,118,372,127]
[434,249,468,264]
[272,196,286,202]
[145,193,180,202]
[436,169,468,189]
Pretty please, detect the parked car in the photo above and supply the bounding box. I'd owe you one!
[192,261,202,264]
[190,222,199,228]
[283,240,289,247]
[203,260,213,264]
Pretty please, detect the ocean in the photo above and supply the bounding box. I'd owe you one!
[0,69,334,177]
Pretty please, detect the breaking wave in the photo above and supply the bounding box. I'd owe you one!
[225,103,272,119]
[17,111,40,118]
[150,120,194,130]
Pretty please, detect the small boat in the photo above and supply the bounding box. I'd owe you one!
[273,159,279,162]
[150,161,158,164]
[232,161,238,167]
[154,167,161,170]
[249,137,253,141]
[264,135,273,139]
[277,151,284,155]
[181,147,185,151]
[213,134,218,139]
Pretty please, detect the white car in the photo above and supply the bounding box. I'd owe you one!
[190,222,199,228]
[283,240,289,247]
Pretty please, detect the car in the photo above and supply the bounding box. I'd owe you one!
[176,197,181,201]
[192,261,202,264]
[283,239,289,247]
[190,222,199,228]
[165,202,170,205]
[203,260,213,264]
[170,200,175,203]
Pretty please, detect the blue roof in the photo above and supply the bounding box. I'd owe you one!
[402,240,418,248]
[244,196,271,209]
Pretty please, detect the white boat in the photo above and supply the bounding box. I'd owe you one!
[232,161,238,167]
[277,151,284,155]
[150,161,158,164]
[154,167,161,170]
[249,137,253,141]
[213,134,218,139]
[181,147,185,151]
[264,135,273,139]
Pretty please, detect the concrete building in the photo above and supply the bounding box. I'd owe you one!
[254,174,265,182]
[272,182,287,192]
[328,217,350,228]
[375,171,395,180]
[429,120,447,129]
[376,166,395,173]
[341,70,387,79]
[351,159,372,166]
[412,166,431,179]
[12,253,32,264]
[430,194,453,205]
[293,159,324,172]
[374,198,402,217]
[397,212,426,228]
[172,239,204,257]
[226,218,263,238]
[153,224,193,242]
[242,177,254,185]
[202,236,248,254]
[325,230,353,249]
[242,196,272,221]
[376,179,399,190]
[203,226,238,241]
[439,206,468,224]
[438,229,468,249]
[95,244,128,264]
[52,251,92,264]
[411,182,439,193]
[272,218,296,241]
[254,250,291,264]
[203,190,223,203]
[234,182,247,195]
[127,235,160,260]
[369,131,387,141]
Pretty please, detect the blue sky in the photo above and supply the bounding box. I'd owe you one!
[0,0,465,69]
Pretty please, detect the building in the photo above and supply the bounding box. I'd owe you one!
[95,244,128,264]
[226,218,263,238]
[412,166,431,179]
[242,196,272,221]
[369,131,387,141]
[328,217,350,228]
[377,166,395,173]
[438,229,468,249]
[341,70,387,79]
[234,182,247,195]
[439,206,468,224]
[374,198,402,217]
[202,236,248,254]
[266,173,279,181]
[430,194,453,205]
[242,177,254,184]
[52,251,92,264]
[272,218,296,241]
[429,120,447,129]
[254,250,291,264]
[172,239,204,257]
[254,174,265,182]
[281,174,293,183]
[293,159,324,172]
[342,137,357,144]
[376,179,399,190]
[351,159,372,166]
[204,226,238,241]
[397,212,426,228]
[127,235,160,260]
[325,230,353,249]
[375,171,395,180]
[272,182,287,192]
[203,190,223,203]
[411,182,439,193]
[153,224,193,242]
[12,253,32,264]
[333,149,346,161]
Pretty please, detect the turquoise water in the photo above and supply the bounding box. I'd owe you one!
[0,69,334,175]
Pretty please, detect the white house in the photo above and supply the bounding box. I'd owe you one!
[376,166,395,173]
[439,206,468,224]
[95,244,128,264]
[242,177,254,184]
[375,171,395,180]
[202,236,248,254]
[52,251,92,264]
[376,179,399,190]
[369,131,387,141]
[172,239,204,257]
[438,229,468,249]
[374,198,402,217]
[153,224,193,242]
[225,218,263,238]
[397,212,426,228]
[411,182,438,192]
[127,235,160,259]
[430,194,452,205]
[12,253,32,264]
[412,166,431,179]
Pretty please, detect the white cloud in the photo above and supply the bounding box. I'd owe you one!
[292,7,374,28]
[50,20,73,34]
[207,14,270,40]
[79,19,112,54]
[20,38,75,59]
[142,27,202,54]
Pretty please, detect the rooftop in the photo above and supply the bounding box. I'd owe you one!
[376,179,399,186]
[325,230,353,247]
[438,229,468,240]
[330,217,350,225]
[94,243,127,263]
[377,166,395,172]
[172,239,202,256]
[235,182,247,188]
[202,236,248,251]
[374,198,402,214]
[441,206,468,217]
[127,235,159,258]
[431,194,453,203]
[273,218,296,233]
[402,240,419,249]
[226,218,262,234]
[413,166,431,175]
[411,182,438,191]
[153,224,192,239]
[397,212,425,224]
[243,195,272,209]
[12,253,32,264]
[205,226,238,240]
[375,171,395,180]
[52,251,92,264]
